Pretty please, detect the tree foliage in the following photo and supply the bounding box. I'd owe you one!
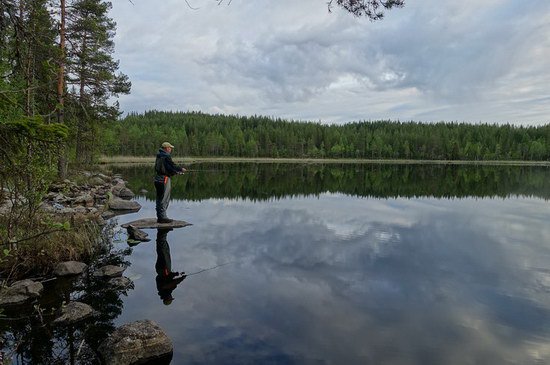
[104,111,550,162]
[65,0,130,164]
[328,0,405,20]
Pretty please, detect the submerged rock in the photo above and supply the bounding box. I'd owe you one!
[53,261,88,276]
[93,265,125,278]
[98,320,173,365]
[108,276,133,289]
[0,279,43,306]
[53,301,94,325]
[127,225,150,242]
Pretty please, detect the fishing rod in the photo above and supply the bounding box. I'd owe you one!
[183,261,235,277]
[182,169,232,173]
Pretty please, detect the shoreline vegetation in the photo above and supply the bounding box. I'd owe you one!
[99,155,550,166]
[0,170,141,280]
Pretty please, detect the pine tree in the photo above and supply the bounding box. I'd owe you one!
[65,0,130,164]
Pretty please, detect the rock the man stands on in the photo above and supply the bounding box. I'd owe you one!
[154,142,186,223]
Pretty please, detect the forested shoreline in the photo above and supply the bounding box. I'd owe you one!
[104,111,550,161]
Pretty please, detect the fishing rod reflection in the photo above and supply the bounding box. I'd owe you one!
[155,228,186,305]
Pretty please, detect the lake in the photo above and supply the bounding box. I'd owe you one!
[3,163,550,364]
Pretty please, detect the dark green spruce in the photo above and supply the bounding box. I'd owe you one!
[104,111,550,161]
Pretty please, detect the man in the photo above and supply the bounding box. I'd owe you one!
[154,142,186,223]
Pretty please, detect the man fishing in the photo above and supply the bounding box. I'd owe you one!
[154,142,186,223]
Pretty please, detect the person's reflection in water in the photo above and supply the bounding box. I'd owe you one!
[155,228,186,305]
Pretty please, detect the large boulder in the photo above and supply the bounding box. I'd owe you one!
[108,197,141,211]
[112,184,135,199]
[0,279,43,306]
[93,265,126,278]
[53,301,94,325]
[53,261,88,276]
[98,320,173,365]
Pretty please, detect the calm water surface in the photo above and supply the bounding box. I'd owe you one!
[112,164,550,365]
[3,163,550,364]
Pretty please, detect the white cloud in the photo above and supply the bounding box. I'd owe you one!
[110,0,550,124]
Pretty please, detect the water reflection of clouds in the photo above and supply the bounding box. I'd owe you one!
[120,194,550,364]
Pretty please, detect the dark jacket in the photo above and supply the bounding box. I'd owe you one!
[155,149,183,177]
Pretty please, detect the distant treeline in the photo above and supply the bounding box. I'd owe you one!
[114,163,550,201]
[104,111,550,160]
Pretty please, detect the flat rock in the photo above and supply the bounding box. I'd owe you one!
[53,301,94,325]
[0,279,43,306]
[108,197,141,211]
[54,261,88,276]
[98,320,173,365]
[93,265,126,278]
[121,218,192,229]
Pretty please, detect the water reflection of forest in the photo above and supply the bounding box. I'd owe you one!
[113,163,550,201]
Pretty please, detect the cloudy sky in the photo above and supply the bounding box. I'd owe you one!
[109,0,550,125]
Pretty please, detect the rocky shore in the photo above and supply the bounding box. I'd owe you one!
[38,171,142,221]
[0,171,175,364]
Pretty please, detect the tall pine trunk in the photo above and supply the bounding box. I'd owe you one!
[57,0,67,178]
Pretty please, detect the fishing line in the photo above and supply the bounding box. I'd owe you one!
[184,261,235,277]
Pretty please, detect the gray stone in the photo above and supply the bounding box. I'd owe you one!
[112,183,134,199]
[98,320,173,365]
[108,197,141,211]
[117,187,135,199]
[97,173,111,181]
[74,193,94,207]
[53,193,70,203]
[59,207,75,215]
[87,207,98,215]
[94,265,125,278]
[73,206,87,214]
[108,276,133,289]
[112,177,125,185]
[139,189,148,194]
[127,225,150,242]
[89,176,106,186]
[54,261,88,276]
[101,210,116,220]
[53,301,94,325]
[0,279,43,306]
